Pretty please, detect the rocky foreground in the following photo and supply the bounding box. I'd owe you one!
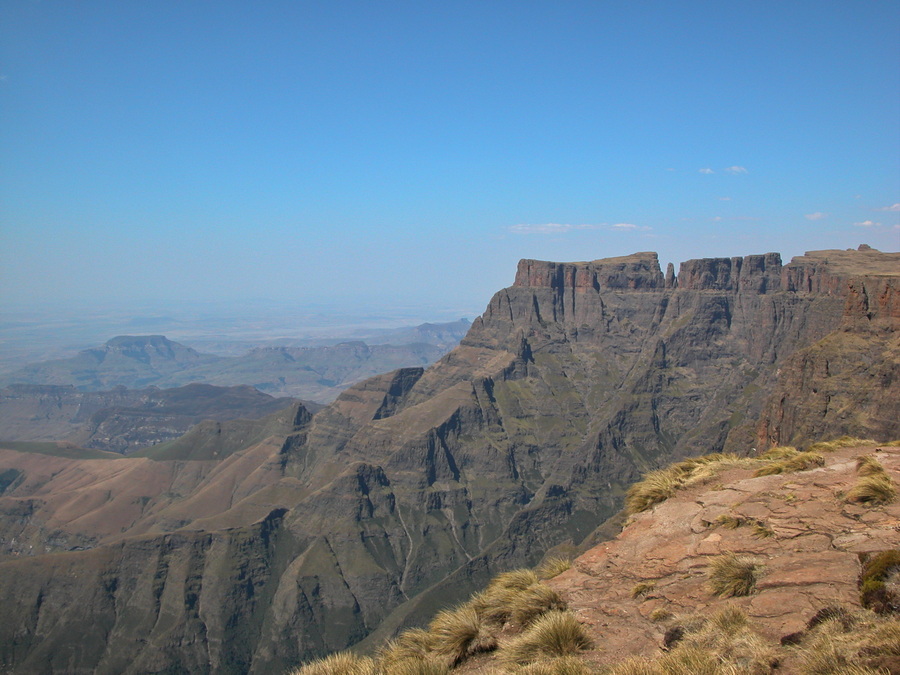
[549,440,900,672]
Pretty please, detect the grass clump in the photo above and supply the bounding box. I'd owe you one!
[806,435,875,453]
[859,550,900,614]
[499,610,592,666]
[514,655,593,674]
[631,581,656,599]
[759,445,799,460]
[288,651,376,675]
[707,553,763,598]
[507,583,568,627]
[753,451,824,477]
[428,603,494,665]
[537,556,573,580]
[845,474,897,505]
[626,453,743,514]
[376,628,438,671]
[855,455,886,477]
[792,608,900,674]
[716,513,746,529]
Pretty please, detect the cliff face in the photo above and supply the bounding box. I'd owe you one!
[0,247,896,673]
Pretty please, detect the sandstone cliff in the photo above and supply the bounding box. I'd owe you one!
[0,247,896,673]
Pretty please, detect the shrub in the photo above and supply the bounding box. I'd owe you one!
[707,553,762,598]
[288,651,376,675]
[499,610,592,666]
[845,474,897,505]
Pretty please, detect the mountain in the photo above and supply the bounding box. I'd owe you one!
[0,324,468,402]
[0,382,301,453]
[0,247,896,674]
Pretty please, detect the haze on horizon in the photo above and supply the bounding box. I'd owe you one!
[1,1,898,318]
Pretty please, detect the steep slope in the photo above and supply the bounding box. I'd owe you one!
[0,247,896,674]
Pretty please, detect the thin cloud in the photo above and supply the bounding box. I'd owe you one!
[508,222,650,235]
[724,166,748,174]
[805,212,828,220]
[699,168,714,174]
[853,220,879,227]
[879,203,900,212]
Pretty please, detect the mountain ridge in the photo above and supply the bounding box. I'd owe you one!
[0,247,896,673]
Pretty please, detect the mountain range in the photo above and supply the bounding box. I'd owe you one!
[0,318,471,403]
[0,247,896,674]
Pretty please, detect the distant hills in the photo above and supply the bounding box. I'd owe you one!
[0,319,471,403]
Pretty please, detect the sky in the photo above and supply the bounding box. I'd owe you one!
[1,1,898,319]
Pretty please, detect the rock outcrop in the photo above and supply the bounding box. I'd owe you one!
[0,247,896,673]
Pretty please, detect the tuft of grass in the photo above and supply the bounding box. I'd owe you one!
[631,581,656,599]
[845,474,897,505]
[499,610,592,666]
[752,521,775,538]
[288,651,376,675]
[536,556,573,580]
[626,454,744,514]
[707,553,762,598]
[753,451,824,476]
[514,655,593,674]
[855,455,887,477]
[508,582,568,627]
[793,608,900,674]
[428,603,493,665]
[379,658,449,675]
[490,568,540,591]
[715,513,746,529]
[806,435,875,453]
[649,607,673,622]
[859,550,900,614]
[376,628,436,670]
[759,445,799,460]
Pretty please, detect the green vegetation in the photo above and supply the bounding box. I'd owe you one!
[859,550,900,614]
[707,553,763,598]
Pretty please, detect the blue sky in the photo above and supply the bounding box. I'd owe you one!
[1,1,898,317]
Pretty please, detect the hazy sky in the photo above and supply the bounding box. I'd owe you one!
[1,1,898,317]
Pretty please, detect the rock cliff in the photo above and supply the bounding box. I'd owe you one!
[0,247,896,673]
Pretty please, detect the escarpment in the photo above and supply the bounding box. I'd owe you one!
[0,247,896,674]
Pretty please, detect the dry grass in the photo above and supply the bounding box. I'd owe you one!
[626,454,744,514]
[859,550,900,614]
[507,583,568,627]
[844,474,897,505]
[759,445,799,460]
[378,658,450,675]
[753,451,824,477]
[513,655,594,674]
[499,610,592,666]
[376,628,437,670]
[716,514,746,529]
[707,553,762,598]
[631,581,656,598]
[428,603,494,665]
[536,556,573,580]
[805,435,875,453]
[792,608,900,674]
[288,651,377,675]
[855,455,886,477]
